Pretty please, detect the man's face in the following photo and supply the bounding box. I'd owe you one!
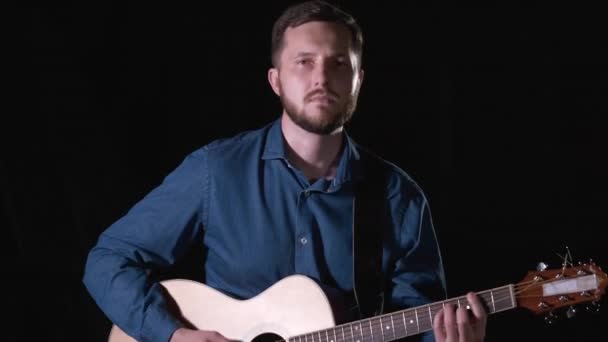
[269,21,363,135]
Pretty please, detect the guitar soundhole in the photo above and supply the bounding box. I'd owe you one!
[252,333,284,342]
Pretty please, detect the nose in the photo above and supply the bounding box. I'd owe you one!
[312,60,331,87]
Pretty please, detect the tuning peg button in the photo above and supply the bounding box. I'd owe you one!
[585,301,601,314]
[566,306,577,319]
[544,311,557,324]
[538,301,550,309]
[537,262,548,271]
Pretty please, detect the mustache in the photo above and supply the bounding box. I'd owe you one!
[305,89,339,102]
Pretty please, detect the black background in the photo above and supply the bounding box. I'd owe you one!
[7,1,607,341]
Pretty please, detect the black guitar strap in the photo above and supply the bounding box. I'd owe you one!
[352,148,388,319]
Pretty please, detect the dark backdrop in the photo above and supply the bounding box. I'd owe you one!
[7,1,607,341]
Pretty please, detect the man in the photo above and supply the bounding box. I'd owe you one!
[83,1,487,342]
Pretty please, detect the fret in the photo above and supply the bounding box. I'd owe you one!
[392,312,405,338]
[355,321,361,342]
[488,285,516,312]
[509,285,516,309]
[427,306,432,326]
[378,317,384,342]
[379,315,395,341]
[332,328,337,342]
[318,330,322,342]
[498,291,509,310]
[414,308,420,332]
[325,329,329,342]
[489,291,496,313]
[374,317,384,342]
[389,314,396,340]
[401,311,408,336]
[368,319,375,342]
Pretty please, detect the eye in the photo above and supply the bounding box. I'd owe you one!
[334,58,349,68]
[296,59,312,66]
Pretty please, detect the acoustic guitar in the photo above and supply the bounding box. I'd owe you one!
[108,262,607,342]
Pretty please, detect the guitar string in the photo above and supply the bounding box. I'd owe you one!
[282,291,517,342]
[280,273,600,342]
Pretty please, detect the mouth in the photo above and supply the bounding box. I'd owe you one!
[308,94,337,104]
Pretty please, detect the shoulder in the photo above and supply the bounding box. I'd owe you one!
[162,122,273,181]
[186,122,274,163]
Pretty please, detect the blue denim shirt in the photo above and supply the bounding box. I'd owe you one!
[83,119,446,342]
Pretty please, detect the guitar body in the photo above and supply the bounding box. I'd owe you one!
[108,275,337,342]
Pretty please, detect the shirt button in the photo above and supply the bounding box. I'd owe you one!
[300,237,308,245]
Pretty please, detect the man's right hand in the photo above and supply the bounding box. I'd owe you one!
[169,328,235,342]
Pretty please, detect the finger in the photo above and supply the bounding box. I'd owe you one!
[433,307,447,341]
[443,303,458,342]
[466,292,487,321]
[456,306,473,342]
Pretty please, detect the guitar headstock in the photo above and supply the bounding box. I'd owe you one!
[516,261,607,317]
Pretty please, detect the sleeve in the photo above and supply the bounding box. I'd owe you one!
[82,150,209,342]
[387,181,447,342]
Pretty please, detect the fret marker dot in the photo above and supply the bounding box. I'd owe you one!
[466,305,471,310]
[355,327,358,330]
[410,320,414,324]
[386,326,390,330]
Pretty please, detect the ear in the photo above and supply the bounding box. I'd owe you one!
[268,67,281,97]
[354,68,364,93]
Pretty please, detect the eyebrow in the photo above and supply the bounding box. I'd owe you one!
[293,52,349,59]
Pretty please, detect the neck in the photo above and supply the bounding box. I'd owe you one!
[280,113,344,182]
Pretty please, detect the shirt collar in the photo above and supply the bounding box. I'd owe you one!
[261,118,364,185]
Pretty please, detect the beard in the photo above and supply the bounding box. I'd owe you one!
[280,86,359,135]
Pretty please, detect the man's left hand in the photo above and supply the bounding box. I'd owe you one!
[432,292,487,342]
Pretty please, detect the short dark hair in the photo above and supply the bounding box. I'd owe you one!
[270,1,363,68]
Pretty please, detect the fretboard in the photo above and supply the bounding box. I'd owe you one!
[288,284,515,342]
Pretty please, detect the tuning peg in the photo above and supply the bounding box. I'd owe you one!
[566,306,577,319]
[544,311,557,324]
[537,262,548,272]
[585,300,601,314]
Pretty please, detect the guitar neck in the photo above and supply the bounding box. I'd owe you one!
[288,284,516,342]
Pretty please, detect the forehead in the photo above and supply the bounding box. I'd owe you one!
[281,21,353,56]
